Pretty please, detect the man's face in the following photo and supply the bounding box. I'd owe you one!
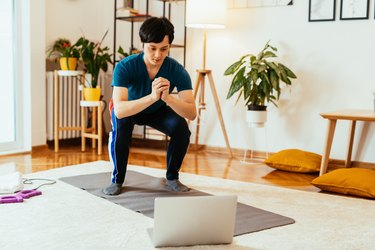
[143,35,170,67]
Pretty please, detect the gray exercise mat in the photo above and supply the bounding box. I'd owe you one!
[60,171,295,236]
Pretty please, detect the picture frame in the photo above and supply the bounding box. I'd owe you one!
[247,0,293,8]
[228,0,293,9]
[340,0,369,20]
[308,0,336,22]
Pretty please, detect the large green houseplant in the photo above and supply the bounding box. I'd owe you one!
[224,41,297,127]
[76,31,113,101]
[224,41,296,109]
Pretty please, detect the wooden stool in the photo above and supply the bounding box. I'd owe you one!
[54,70,85,152]
[80,100,103,155]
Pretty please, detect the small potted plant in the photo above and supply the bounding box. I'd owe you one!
[76,31,113,101]
[117,46,129,59]
[224,41,297,127]
[47,38,80,70]
[117,45,142,60]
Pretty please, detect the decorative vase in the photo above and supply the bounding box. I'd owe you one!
[246,105,267,128]
[83,87,101,101]
[59,57,77,70]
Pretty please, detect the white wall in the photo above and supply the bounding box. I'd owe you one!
[39,1,375,163]
[185,1,375,163]
[30,0,46,147]
[45,0,110,46]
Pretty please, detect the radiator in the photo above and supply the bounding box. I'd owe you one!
[46,71,102,141]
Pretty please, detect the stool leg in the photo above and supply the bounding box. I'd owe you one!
[92,107,97,149]
[320,119,337,176]
[98,102,103,155]
[54,70,59,152]
[81,106,86,152]
[345,120,356,168]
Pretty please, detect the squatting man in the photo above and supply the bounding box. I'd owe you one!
[103,17,197,195]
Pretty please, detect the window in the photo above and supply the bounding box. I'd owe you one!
[0,0,29,154]
[0,0,15,144]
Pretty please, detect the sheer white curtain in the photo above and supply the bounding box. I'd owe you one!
[0,0,15,144]
[0,0,30,155]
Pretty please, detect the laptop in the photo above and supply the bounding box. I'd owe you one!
[150,195,237,247]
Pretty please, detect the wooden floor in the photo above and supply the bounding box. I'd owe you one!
[0,142,321,193]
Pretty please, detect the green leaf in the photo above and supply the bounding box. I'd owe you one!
[258,64,267,73]
[279,63,297,78]
[250,69,258,84]
[263,51,277,58]
[224,60,243,75]
[226,66,246,99]
[269,98,278,107]
[239,54,253,62]
[269,95,276,100]
[269,70,279,90]
[279,66,292,85]
[269,45,278,52]
[265,62,280,77]
[251,64,259,70]
[250,55,256,63]
[264,40,270,48]
[248,85,258,105]
[260,72,270,86]
[235,90,243,105]
[118,46,129,57]
[243,77,252,99]
[102,62,108,72]
[259,80,266,95]
[257,51,263,60]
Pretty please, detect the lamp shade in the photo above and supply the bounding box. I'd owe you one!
[186,0,226,29]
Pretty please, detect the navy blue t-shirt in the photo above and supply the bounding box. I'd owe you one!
[112,52,192,114]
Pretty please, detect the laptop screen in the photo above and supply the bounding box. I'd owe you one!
[152,195,237,247]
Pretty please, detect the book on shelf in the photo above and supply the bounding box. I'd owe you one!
[133,13,151,17]
[116,7,139,17]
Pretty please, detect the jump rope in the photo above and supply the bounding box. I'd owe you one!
[0,178,56,204]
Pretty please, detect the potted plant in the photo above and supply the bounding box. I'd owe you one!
[47,38,80,70]
[76,31,113,101]
[117,45,142,60]
[224,41,297,127]
[117,46,129,59]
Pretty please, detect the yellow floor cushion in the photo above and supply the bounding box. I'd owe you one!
[311,168,375,198]
[264,149,321,173]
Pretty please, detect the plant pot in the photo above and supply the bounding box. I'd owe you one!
[83,87,101,101]
[246,105,267,128]
[59,57,77,70]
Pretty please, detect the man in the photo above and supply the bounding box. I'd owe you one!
[103,17,197,195]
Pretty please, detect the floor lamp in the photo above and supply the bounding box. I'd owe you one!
[186,0,233,158]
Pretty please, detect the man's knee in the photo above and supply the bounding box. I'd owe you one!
[170,118,191,139]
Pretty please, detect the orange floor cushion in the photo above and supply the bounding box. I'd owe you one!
[311,168,375,198]
[264,149,321,173]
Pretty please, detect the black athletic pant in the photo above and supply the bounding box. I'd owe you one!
[108,105,191,184]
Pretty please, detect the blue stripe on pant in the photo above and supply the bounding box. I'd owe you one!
[108,105,191,184]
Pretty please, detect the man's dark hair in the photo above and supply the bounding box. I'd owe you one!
[139,17,174,44]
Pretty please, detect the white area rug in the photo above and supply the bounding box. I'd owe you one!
[0,161,374,250]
